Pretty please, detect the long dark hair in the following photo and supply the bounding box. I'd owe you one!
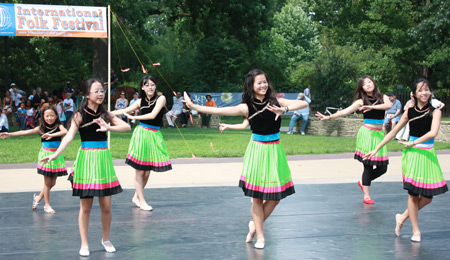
[412,78,432,106]
[38,106,61,134]
[73,78,111,127]
[241,69,279,105]
[139,75,157,99]
[353,75,384,105]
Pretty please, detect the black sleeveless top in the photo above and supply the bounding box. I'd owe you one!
[140,95,164,126]
[78,107,107,141]
[408,103,434,137]
[246,99,281,135]
[363,96,385,120]
[41,123,62,143]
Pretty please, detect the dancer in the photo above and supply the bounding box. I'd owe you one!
[183,69,307,249]
[40,78,131,256]
[0,106,67,214]
[364,78,447,242]
[316,76,392,204]
[112,75,172,211]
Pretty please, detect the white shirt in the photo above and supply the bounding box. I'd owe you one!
[63,98,74,112]
[0,114,8,130]
[26,108,34,117]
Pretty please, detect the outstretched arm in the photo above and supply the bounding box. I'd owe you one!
[112,99,141,116]
[398,109,441,148]
[40,113,81,163]
[219,118,250,132]
[316,99,363,120]
[41,124,68,140]
[0,126,40,138]
[124,96,165,120]
[183,92,248,117]
[363,112,409,160]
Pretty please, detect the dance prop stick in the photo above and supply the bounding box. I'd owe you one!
[120,68,130,72]
[141,65,147,74]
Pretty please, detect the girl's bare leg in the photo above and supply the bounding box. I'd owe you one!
[79,198,94,249]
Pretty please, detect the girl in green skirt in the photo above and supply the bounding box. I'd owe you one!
[316,76,392,204]
[41,78,131,256]
[113,75,172,211]
[1,106,67,214]
[364,78,447,242]
[183,69,307,249]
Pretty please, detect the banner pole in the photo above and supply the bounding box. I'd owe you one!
[107,5,111,148]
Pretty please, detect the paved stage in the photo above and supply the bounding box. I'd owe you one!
[1,182,450,260]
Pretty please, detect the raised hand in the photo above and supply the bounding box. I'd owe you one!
[219,123,229,133]
[315,111,329,120]
[398,140,415,149]
[267,105,284,121]
[94,118,109,132]
[0,132,10,139]
[183,91,193,108]
[359,105,373,113]
[40,154,56,164]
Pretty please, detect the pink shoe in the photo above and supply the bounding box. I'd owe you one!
[363,197,375,204]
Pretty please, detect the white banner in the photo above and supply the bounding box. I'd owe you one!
[0,3,107,38]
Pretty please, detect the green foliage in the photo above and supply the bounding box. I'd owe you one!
[0,0,449,113]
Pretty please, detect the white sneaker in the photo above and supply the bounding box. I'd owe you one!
[301,131,305,135]
[287,131,293,135]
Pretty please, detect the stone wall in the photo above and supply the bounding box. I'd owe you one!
[293,117,450,143]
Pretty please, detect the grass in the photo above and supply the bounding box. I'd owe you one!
[1,125,450,164]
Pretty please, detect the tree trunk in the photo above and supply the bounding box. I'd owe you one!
[92,38,108,81]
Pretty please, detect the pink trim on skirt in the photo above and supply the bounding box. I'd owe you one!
[37,165,67,172]
[363,125,382,131]
[354,150,388,161]
[253,140,280,145]
[72,180,121,190]
[126,155,172,167]
[403,174,447,189]
[42,147,58,152]
[81,147,107,151]
[240,175,294,193]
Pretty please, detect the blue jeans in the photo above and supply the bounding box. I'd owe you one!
[18,115,26,130]
[289,113,309,132]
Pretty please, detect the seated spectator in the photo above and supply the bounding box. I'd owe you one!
[180,93,193,127]
[16,102,27,130]
[0,107,8,132]
[383,92,402,133]
[28,89,36,101]
[25,100,36,129]
[201,93,216,128]
[287,93,311,135]
[32,88,42,108]
[2,90,13,116]
[165,92,183,128]
[115,92,129,122]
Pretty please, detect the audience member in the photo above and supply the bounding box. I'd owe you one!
[383,92,402,133]
[0,108,8,132]
[115,92,129,122]
[17,102,27,130]
[63,93,74,124]
[201,93,216,128]
[25,100,36,129]
[287,93,311,135]
[2,90,13,115]
[165,91,183,128]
